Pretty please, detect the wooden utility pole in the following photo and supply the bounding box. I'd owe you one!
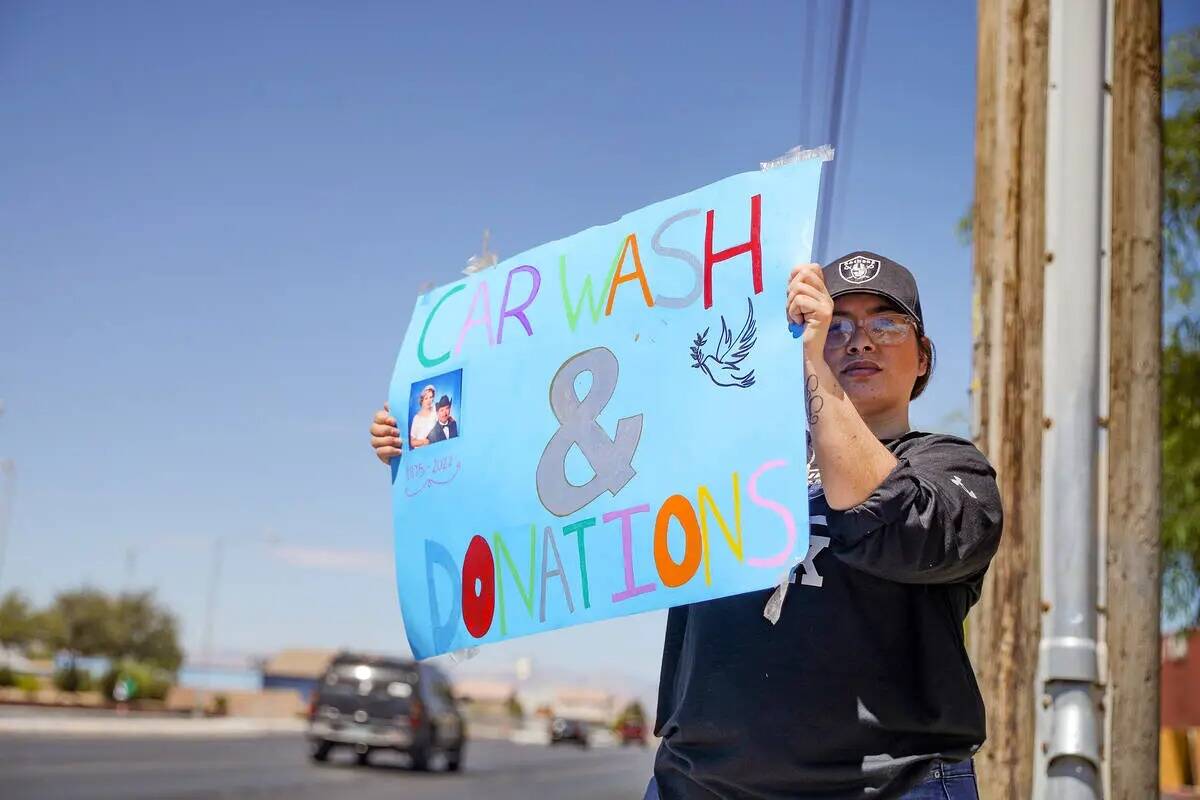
[1105,0,1161,795]
[968,1,1048,797]
[970,0,1162,796]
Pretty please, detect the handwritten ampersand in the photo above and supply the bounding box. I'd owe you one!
[535,347,643,517]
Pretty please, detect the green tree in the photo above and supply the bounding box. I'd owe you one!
[1162,27,1200,626]
[1163,319,1200,623]
[36,588,184,674]
[36,588,116,664]
[109,592,183,672]
[0,591,35,650]
[1164,28,1200,306]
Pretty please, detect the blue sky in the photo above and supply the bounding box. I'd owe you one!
[2,2,1196,692]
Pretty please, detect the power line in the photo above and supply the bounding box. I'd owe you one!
[810,0,862,265]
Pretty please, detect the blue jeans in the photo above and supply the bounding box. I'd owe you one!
[641,759,979,799]
[900,759,979,799]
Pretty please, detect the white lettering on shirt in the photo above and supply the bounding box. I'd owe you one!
[796,534,831,587]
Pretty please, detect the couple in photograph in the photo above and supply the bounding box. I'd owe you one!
[409,385,458,447]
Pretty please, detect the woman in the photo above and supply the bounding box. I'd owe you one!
[408,384,438,450]
[369,251,1001,799]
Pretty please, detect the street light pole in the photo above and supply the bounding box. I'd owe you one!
[193,538,224,716]
[0,461,13,593]
[192,533,279,715]
[0,400,14,593]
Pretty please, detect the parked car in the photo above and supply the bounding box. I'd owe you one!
[306,652,465,771]
[549,716,589,747]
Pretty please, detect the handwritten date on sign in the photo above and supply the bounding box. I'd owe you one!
[405,455,461,497]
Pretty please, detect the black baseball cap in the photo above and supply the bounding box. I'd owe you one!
[822,250,924,335]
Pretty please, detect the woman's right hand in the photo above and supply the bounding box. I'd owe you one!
[370,403,403,464]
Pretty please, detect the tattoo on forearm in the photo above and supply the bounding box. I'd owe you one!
[805,373,823,427]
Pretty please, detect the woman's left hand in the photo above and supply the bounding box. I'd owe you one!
[786,263,835,351]
[370,403,403,464]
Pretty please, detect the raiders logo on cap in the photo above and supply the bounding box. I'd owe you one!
[838,255,881,284]
[823,250,925,334]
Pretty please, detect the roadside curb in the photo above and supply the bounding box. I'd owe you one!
[0,713,651,746]
[0,716,307,738]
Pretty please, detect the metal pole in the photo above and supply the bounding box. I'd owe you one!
[1034,1,1107,797]
[0,460,13,593]
[123,546,138,593]
[0,400,13,593]
[195,538,224,716]
[190,532,278,714]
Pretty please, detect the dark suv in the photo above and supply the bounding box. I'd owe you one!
[306,652,465,771]
[549,717,589,747]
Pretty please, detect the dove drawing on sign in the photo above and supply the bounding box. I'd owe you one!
[690,297,758,389]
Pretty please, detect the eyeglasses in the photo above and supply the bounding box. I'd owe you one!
[825,312,918,349]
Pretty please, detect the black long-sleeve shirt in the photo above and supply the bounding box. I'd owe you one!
[652,431,1003,799]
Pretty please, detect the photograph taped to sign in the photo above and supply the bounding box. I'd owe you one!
[407,369,463,450]
[388,158,821,659]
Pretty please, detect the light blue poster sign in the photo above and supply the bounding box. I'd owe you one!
[389,157,822,659]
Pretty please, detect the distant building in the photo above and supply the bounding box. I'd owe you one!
[260,649,337,699]
[454,677,520,723]
[179,652,262,691]
[551,686,616,725]
[177,664,261,692]
[455,677,517,704]
[1162,629,1200,728]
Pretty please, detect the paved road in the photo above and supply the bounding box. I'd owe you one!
[0,732,656,800]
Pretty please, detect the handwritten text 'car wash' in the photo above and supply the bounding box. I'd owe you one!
[415,195,763,367]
